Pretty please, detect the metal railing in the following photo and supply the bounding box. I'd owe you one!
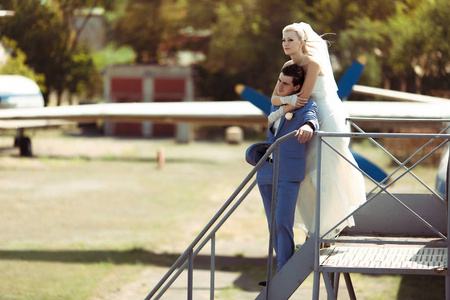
[146,117,450,300]
[310,117,450,299]
[349,117,450,199]
[144,128,293,300]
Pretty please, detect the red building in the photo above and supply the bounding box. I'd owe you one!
[103,65,193,142]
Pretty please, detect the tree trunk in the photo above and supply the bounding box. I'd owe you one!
[57,92,62,106]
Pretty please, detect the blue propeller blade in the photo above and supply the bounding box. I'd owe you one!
[236,58,389,183]
[337,57,366,100]
[350,150,388,183]
[235,84,271,115]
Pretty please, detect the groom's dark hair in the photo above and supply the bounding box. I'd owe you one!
[281,64,305,93]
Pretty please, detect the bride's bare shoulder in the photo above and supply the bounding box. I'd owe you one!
[307,56,320,67]
[304,56,322,75]
[282,60,294,68]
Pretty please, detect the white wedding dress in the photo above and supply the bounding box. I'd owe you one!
[294,75,366,238]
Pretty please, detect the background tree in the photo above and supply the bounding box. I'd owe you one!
[1,0,449,104]
[193,0,450,100]
[51,0,118,51]
[0,37,46,92]
[2,1,71,105]
[192,0,418,100]
[409,0,450,95]
[112,0,167,64]
[334,0,449,94]
[2,0,115,105]
[194,0,306,100]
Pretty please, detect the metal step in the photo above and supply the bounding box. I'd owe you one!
[320,243,447,275]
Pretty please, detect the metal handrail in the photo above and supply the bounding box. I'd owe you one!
[144,129,296,300]
[447,132,450,300]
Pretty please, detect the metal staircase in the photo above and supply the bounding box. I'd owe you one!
[255,193,448,300]
[145,117,450,300]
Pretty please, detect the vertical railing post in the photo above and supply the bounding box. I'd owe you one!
[313,134,323,300]
[444,125,450,300]
[266,143,281,297]
[210,233,215,300]
[188,248,193,300]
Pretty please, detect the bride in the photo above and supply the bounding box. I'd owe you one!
[270,22,366,238]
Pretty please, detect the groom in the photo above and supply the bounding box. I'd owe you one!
[246,64,319,276]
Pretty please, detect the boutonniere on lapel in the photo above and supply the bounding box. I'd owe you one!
[285,112,296,121]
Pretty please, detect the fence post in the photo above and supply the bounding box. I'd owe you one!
[188,249,193,300]
[210,233,215,300]
[446,139,450,300]
[313,134,323,300]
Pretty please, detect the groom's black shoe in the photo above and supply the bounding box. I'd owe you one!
[258,281,266,287]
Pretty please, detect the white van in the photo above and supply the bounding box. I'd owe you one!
[0,75,44,109]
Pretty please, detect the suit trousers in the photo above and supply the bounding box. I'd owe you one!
[258,181,301,273]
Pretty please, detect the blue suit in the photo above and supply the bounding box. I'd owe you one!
[257,100,318,272]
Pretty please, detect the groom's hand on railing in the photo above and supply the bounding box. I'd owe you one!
[296,123,314,143]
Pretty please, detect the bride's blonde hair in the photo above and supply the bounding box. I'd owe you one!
[282,23,332,56]
[282,22,338,91]
[282,24,308,54]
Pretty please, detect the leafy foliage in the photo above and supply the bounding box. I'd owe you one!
[1,0,115,105]
[0,37,46,92]
[333,0,449,93]
[1,0,449,104]
[112,0,168,63]
[192,0,449,99]
[91,43,136,71]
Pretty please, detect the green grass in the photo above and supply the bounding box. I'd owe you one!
[0,131,265,299]
[0,260,112,300]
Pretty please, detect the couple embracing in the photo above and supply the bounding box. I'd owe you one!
[246,22,366,275]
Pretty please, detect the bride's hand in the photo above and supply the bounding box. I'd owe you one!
[283,104,296,112]
[295,91,308,107]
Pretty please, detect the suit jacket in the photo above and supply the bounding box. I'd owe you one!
[257,100,319,184]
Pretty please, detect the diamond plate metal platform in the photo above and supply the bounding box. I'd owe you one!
[320,243,448,275]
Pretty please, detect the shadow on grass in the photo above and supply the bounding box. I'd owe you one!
[0,248,265,267]
[2,249,444,295]
[354,274,445,300]
[397,274,445,300]
[35,155,218,165]
[0,248,267,292]
[1,153,219,165]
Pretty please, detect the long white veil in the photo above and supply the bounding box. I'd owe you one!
[295,22,338,92]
